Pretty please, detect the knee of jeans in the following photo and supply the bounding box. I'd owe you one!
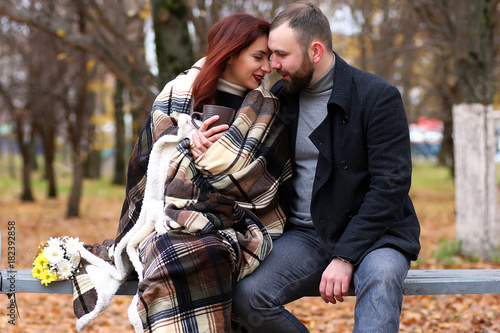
[233,277,275,315]
[233,279,280,333]
[354,270,402,300]
[365,247,408,269]
[372,264,404,284]
[233,279,261,312]
[355,252,409,291]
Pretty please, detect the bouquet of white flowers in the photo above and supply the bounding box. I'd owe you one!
[32,236,84,286]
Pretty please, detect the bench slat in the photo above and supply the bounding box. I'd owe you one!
[1,269,499,296]
[0,269,137,295]
[402,269,500,295]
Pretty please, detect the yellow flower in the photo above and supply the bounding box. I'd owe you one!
[40,271,58,286]
[34,252,49,268]
[33,252,55,284]
[31,264,44,279]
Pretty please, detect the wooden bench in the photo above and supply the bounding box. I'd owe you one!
[1,230,499,297]
[1,268,500,296]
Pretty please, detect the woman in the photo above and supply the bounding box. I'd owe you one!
[72,14,291,333]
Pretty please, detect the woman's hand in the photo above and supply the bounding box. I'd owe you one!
[191,115,229,159]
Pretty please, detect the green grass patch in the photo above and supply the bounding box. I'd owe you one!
[411,163,454,193]
[432,238,463,266]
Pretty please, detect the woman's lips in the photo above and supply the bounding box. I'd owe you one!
[253,74,264,83]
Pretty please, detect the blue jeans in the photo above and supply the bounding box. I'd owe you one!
[232,226,410,333]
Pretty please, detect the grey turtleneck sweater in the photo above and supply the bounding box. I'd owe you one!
[288,56,335,228]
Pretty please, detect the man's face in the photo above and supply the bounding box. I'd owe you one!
[269,24,314,94]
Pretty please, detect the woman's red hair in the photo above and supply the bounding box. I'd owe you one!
[192,14,270,112]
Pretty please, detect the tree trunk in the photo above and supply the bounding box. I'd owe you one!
[34,111,58,198]
[30,138,38,171]
[67,148,85,217]
[437,113,454,175]
[14,114,34,202]
[152,0,194,88]
[8,134,16,179]
[44,128,57,198]
[453,0,497,105]
[84,95,101,180]
[453,104,499,260]
[113,80,126,185]
[67,88,88,217]
[436,65,456,173]
[85,149,102,179]
[21,132,36,201]
[40,124,58,198]
[67,9,90,218]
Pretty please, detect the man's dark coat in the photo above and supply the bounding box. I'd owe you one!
[272,53,421,264]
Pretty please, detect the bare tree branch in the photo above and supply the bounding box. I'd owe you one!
[0,1,157,108]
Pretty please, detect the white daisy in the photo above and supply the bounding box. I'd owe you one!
[46,237,62,248]
[57,259,74,279]
[69,253,81,268]
[44,245,64,265]
[64,237,83,255]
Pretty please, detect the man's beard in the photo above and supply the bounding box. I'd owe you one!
[280,55,314,94]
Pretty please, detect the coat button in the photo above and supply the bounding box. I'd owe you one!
[345,210,354,218]
[340,160,348,169]
[342,114,349,124]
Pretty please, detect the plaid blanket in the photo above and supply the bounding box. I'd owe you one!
[72,58,291,332]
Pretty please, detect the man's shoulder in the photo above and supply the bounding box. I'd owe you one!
[335,54,393,90]
[349,62,394,94]
[350,65,393,90]
[332,55,402,110]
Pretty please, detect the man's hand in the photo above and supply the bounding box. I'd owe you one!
[319,257,353,304]
[191,115,229,159]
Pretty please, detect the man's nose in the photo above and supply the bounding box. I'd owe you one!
[271,57,280,70]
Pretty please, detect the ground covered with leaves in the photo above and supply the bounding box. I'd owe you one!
[0,164,499,332]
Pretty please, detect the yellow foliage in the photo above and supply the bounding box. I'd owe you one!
[494,92,500,110]
[87,79,114,94]
[394,32,404,47]
[56,29,66,37]
[87,80,101,92]
[86,59,96,72]
[56,52,67,61]
[139,4,152,20]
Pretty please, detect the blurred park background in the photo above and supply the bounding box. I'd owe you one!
[0,0,500,332]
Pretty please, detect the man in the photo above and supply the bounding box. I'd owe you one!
[232,2,421,332]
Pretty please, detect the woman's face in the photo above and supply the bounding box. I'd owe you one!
[221,35,272,90]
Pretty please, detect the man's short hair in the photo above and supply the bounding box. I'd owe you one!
[270,2,333,53]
